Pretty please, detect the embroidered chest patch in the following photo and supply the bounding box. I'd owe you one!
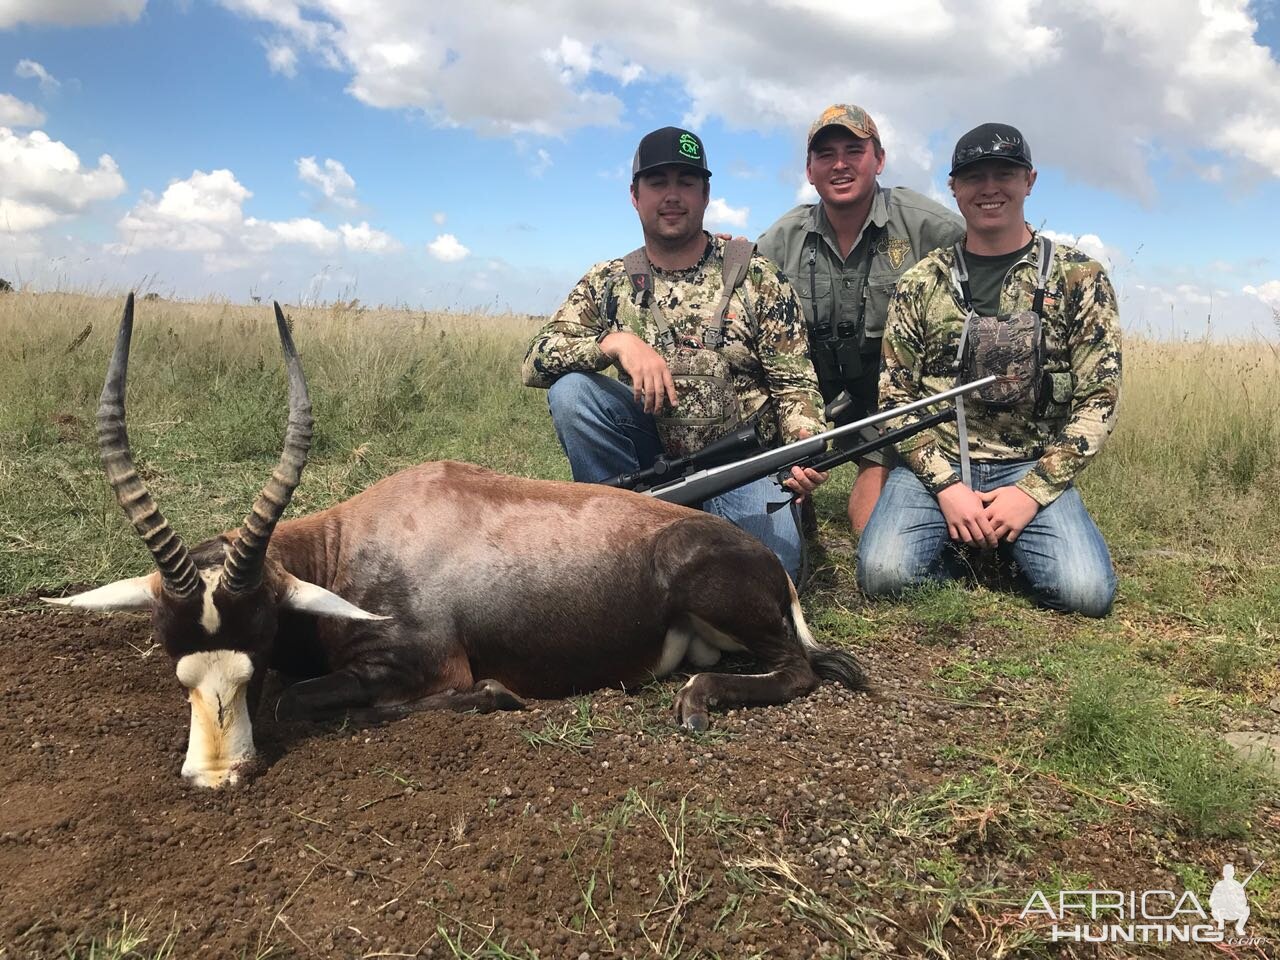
[882,237,911,271]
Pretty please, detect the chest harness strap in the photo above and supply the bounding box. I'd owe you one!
[611,238,757,349]
[948,233,1055,488]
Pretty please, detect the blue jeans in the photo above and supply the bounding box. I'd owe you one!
[857,461,1116,617]
[546,372,803,580]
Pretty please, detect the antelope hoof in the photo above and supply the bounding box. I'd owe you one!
[674,682,709,732]
[681,712,709,733]
[476,679,526,711]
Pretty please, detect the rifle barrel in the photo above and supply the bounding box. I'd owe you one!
[647,375,995,507]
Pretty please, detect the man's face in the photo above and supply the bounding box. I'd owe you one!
[806,128,885,210]
[631,166,710,247]
[950,160,1036,233]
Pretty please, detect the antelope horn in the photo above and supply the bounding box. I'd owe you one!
[98,293,201,597]
[221,302,313,594]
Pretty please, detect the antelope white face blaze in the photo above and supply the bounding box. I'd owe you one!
[198,568,222,634]
[176,650,255,788]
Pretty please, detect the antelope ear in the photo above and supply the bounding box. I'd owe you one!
[43,575,158,611]
[281,576,391,621]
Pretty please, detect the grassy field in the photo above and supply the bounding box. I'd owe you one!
[2,291,1278,956]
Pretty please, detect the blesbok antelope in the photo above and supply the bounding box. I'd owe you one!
[47,296,868,788]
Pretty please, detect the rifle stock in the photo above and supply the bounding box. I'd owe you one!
[645,376,995,507]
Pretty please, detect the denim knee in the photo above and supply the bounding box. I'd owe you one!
[1020,553,1116,618]
[1051,568,1117,618]
[857,549,918,598]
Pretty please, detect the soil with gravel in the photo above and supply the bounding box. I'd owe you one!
[1,590,1273,959]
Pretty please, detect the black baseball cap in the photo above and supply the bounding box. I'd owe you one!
[632,126,712,180]
[950,123,1033,175]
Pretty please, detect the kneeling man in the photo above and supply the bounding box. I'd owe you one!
[858,123,1122,617]
[522,127,827,581]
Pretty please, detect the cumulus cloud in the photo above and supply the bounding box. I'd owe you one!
[0,94,44,127]
[116,170,250,251]
[217,0,1280,193]
[0,127,126,231]
[297,155,357,209]
[428,233,469,262]
[266,43,299,77]
[242,216,338,252]
[0,0,145,28]
[1244,280,1280,310]
[341,221,400,252]
[114,167,400,263]
[1039,230,1118,269]
[14,60,60,93]
[794,178,819,205]
[705,197,749,230]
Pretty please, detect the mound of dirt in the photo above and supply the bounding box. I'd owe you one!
[1,597,1269,958]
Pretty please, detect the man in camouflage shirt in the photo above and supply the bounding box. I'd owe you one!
[522,126,827,580]
[857,123,1122,617]
[758,104,964,532]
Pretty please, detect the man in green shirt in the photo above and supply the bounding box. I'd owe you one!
[858,123,1122,617]
[757,104,964,532]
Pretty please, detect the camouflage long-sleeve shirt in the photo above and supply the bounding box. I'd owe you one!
[879,231,1122,506]
[522,235,824,443]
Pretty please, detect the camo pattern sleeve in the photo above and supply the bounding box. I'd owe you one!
[1014,255,1122,506]
[878,261,961,492]
[520,262,615,388]
[742,255,824,440]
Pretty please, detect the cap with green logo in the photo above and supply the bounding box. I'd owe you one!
[806,104,881,151]
[632,126,712,180]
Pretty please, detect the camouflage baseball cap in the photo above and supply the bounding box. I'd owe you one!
[806,104,881,151]
[950,123,1033,175]
[632,127,712,179]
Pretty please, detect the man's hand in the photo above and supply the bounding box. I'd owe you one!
[979,485,1039,542]
[599,331,677,414]
[936,483,998,547]
[782,429,828,503]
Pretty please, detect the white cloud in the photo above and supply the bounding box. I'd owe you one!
[1243,280,1280,310]
[242,216,338,252]
[341,221,400,253]
[116,169,251,251]
[112,166,402,285]
[266,43,299,77]
[217,0,1280,191]
[542,35,643,87]
[0,127,126,231]
[0,94,44,127]
[428,233,469,262]
[530,148,552,178]
[297,155,357,209]
[158,169,249,224]
[794,177,819,205]
[0,0,144,28]
[14,60,60,93]
[1174,282,1212,305]
[432,211,447,225]
[705,197,749,230]
[1039,230,1117,269]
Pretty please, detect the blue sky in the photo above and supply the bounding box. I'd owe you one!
[1,0,1278,337]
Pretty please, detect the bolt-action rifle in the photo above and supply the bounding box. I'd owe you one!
[601,376,997,508]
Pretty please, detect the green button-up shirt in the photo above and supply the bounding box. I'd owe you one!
[757,186,964,345]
